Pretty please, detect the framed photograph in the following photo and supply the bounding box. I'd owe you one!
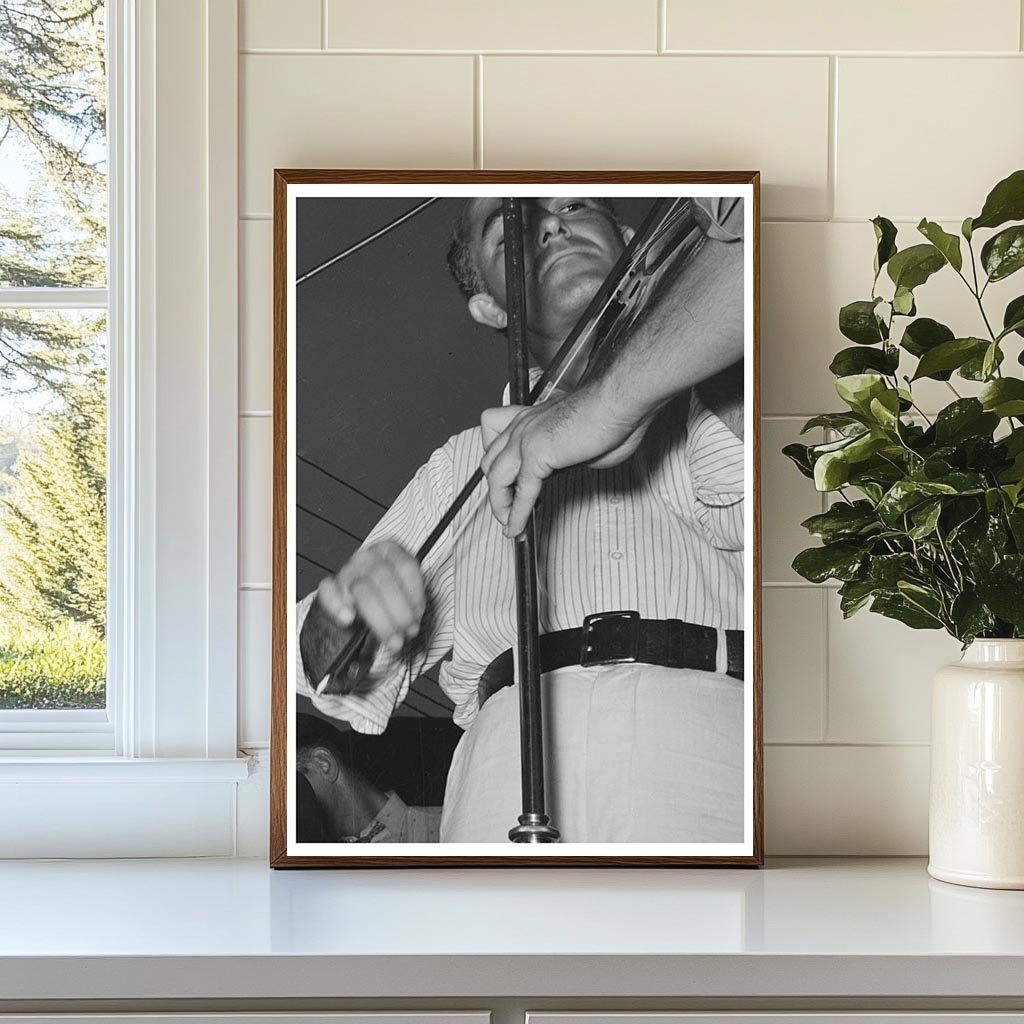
[270,171,762,867]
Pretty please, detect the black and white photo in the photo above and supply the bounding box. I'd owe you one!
[271,173,762,866]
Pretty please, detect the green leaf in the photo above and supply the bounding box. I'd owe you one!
[839,299,887,345]
[782,442,815,479]
[829,345,899,378]
[845,431,888,464]
[887,243,946,291]
[868,552,915,587]
[908,500,942,539]
[872,216,898,278]
[892,286,916,316]
[981,225,1024,283]
[868,389,902,430]
[800,501,879,543]
[838,579,881,618]
[962,216,974,241]
[871,594,943,630]
[980,378,1024,418]
[976,580,1024,629]
[792,543,866,584]
[971,168,1024,232]
[900,317,954,358]
[933,399,998,445]
[950,592,995,644]
[814,450,850,491]
[917,219,963,272]
[877,479,958,523]
[836,373,886,413]
[800,413,866,435]
[960,344,1004,381]
[1003,295,1024,340]
[911,337,987,381]
[982,341,1001,381]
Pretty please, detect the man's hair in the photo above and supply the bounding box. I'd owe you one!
[445,197,621,300]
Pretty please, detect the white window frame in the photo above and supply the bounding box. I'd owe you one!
[0,0,249,857]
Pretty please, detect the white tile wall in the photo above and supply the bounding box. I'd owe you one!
[835,58,1024,221]
[239,220,273,412]
[762,588,825,744]
[235,0,1024,854]
[482,56,831,220]
[240,54,474,213]
[325,0,658,52]
[239,590,272,748]
[665,0,1021,53]
[241,0,321,50]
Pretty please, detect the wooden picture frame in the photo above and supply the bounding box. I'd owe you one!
[271,171,763,867]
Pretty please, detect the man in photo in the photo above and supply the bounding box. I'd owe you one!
[296,713,442,843]
[296,196,746,843]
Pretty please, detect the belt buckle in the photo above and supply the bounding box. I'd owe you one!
[580,610,640,668]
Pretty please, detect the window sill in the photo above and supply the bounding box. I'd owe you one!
[0,754,252,782]
[0,756,253,858]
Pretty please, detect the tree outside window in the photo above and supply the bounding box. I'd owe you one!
[0,0,107,709]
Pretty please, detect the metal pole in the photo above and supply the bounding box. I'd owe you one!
[501,197,559,844]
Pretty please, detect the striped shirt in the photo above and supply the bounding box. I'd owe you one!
[295,385,745,735]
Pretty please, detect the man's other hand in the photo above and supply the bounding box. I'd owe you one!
[316,540,426,654]
[480,389,653,539]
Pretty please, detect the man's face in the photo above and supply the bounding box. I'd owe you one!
[464,197,631,366]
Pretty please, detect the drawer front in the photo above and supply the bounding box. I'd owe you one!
[527,1016,1024,1024]
[0,1015,490,1024]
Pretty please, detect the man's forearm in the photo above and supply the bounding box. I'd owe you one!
[583,236,745,428]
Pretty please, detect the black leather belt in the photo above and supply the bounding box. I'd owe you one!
[478,610,744,710]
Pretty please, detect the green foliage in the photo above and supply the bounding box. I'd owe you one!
[0,1,106,392]
[788,169,1024,644]
[0,620,104,709]
[0,3,108,707]
[0,372,106,632]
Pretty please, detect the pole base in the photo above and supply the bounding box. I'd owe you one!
[509,812,560,844]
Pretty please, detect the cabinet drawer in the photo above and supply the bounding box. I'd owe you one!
[528,1016,1024,1024]
[0,1015,490,1024]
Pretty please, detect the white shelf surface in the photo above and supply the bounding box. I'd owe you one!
[1,857,1023,1002]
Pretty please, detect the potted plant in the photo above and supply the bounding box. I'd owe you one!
[785,169,1024,889]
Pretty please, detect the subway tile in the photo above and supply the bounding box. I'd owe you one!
[666,0,1020,53]
[240,220,272,411]
[241,0,321,50]
[239,590,272,747]
[240,55,474,214]
[240,416,273,586]
[836,58,1024,221]
[760,418,824,584]
[765,744,929,854]
[826,599,962,744]
[482,56,830,219]
[327,0,656,51]
[762,588,824,743]
[762,221,1021,416]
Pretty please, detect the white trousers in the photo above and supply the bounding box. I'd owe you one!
[439,663,745,843]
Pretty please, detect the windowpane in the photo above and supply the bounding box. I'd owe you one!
[0,309,106,710]
[0,1,107,288]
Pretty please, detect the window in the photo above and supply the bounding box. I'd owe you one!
[0,0,245,856]
[0,0,110,747]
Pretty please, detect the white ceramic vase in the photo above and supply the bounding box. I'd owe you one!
[929,639,1024,889]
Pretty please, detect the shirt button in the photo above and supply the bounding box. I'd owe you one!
[610,550,624,561]
[609,496,621,506]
